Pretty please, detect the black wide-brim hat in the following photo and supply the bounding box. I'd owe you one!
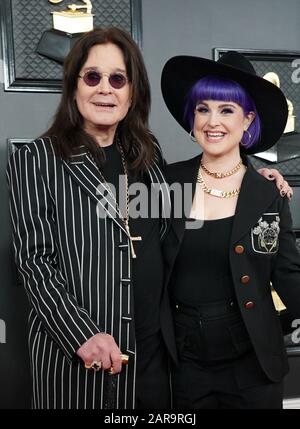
[161,51,288,154]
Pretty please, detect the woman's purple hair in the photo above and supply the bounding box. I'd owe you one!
[184,75,261,149]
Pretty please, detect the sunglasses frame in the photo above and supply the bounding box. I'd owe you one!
[78,70,128,89]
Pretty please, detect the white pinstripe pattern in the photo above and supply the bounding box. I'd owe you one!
[7,137,170,409]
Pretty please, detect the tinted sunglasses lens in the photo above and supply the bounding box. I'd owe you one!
[83,71,101,86]
[109,74,127,89]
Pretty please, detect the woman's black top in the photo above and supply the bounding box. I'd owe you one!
[170,216,235,305]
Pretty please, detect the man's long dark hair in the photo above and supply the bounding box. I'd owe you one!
[43,27,155,174]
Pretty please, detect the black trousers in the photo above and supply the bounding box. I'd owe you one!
[172,299,283,409]
[135,331,171,409]
[172,352,283,409]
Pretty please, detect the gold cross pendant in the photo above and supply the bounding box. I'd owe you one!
[129,236,142,258]
[125,224,142,258]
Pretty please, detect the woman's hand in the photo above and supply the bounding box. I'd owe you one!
[257,168,293,201]
[76,332,123,374]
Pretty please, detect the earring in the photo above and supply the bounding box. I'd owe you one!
[189,130,196,142]
[241,129,252,146]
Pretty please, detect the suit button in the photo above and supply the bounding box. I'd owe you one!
[235,245,244,254]
[244,301,255,309]
[241,275,250,284]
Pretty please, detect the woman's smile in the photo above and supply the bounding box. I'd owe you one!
[204,131,227,143]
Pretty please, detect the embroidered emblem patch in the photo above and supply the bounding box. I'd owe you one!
[251,213,280,254]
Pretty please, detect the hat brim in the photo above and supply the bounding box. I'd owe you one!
[161,56,288,154]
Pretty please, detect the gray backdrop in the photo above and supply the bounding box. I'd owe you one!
[1,0,300,408]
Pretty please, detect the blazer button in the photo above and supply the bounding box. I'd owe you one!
[235,245,244,254]
[118,243,128,251]
[241,275,250,284]
[244,301,255,309]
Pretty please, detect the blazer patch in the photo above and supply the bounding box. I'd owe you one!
[251,213,280,254]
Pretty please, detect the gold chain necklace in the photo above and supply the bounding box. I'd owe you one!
[200,158,243,178]
[197,168,240,198]
[89,141,142,258]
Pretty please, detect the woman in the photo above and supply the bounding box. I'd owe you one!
[6,27,289,409]
[6,27,176,409]
[161,51,300,409]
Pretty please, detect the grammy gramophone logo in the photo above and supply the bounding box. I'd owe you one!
[49,0,94,34]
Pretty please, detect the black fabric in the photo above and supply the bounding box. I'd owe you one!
[101,143,123,200]
[172,297,252,363]
[102,144,162,341]
[135,332,170,409]
[172,351,283,409]
[171,216,235,305]
[131,221,163,341]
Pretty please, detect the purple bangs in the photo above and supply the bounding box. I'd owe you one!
[184,75,261,149]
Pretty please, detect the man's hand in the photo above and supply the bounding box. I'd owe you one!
[257,168,293,201]
[77,333,122,374]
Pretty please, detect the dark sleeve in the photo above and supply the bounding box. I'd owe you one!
[271,196,300,318]
[6,146,101,362]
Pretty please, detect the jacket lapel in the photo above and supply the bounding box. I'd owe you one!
[230,158,279,245]
[63,149,173,238]
[146,161,172,240]
[63,149,128,235]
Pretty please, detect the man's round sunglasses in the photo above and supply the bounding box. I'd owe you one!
[79,70,128,89]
